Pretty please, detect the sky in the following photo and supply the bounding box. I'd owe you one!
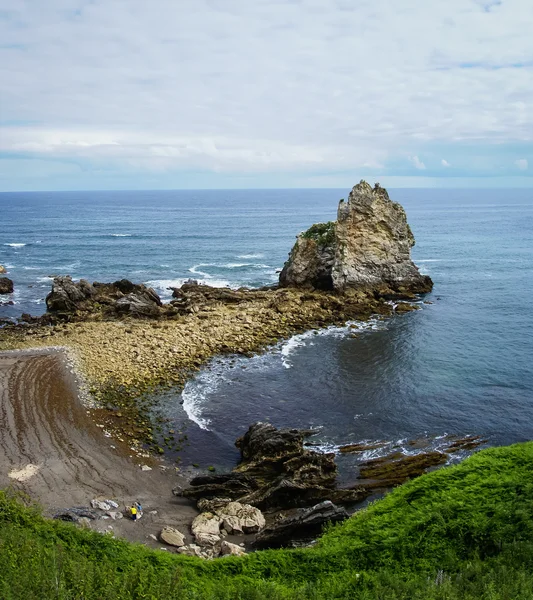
[1,0,532,191]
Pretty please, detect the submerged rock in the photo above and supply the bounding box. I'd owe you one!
[0,277,14,295]
[280,181,432,295]
[357,451,447,485]
[252,501,348,550]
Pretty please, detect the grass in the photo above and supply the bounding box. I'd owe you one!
[2,443,533,598]
[300,222,336,247]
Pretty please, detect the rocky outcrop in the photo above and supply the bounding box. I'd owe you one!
[0,265,7,274]
[178,423,367,511]
[280,181,432,295]
[0,277,14,294]
[252,501,349,550]
[217,501,265,535]
[189,501,266,547]
[191,512,225,546]
[45,276,166,318]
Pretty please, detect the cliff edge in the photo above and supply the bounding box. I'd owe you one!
[279,181,432,295]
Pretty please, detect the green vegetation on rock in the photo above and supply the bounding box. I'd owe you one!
[3,442,533,598]
[301,222,336,247]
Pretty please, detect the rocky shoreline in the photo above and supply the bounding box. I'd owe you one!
[0,181,458,555]
[0,280,424,452]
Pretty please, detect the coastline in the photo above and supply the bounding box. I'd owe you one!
[0,286,411,450]
[0,348,198,548]
[0,285,427,549]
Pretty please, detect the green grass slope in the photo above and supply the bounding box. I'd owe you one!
[2,443,533,599]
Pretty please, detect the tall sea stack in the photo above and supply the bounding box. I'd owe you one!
[279,181,432,295]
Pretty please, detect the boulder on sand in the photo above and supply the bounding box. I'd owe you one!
[159,526,186,547]
[280,181,432,295]
[191,512,224,546]
[0,277,14,294]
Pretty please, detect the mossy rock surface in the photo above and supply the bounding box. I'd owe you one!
[301,221,336,247]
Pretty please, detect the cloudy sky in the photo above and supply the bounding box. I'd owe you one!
[1,0,532,190]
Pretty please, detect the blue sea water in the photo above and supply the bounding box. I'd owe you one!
[1,188,532,472]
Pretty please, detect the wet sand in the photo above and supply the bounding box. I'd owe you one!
[0,349,198,548]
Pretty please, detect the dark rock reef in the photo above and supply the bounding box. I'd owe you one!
[252,501,348,550]
[280,181,432,295]
[45,276,168,318]
[0,277,14,295]
[177,423,368,512]
[177,424,485,549]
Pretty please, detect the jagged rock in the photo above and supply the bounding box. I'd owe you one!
[180,423,366,511]
[169,280,265,315]
[0,265,7,274]
[180,472,259,501]
[0,277,14,294]
[197,497,233,513]
[176,544,204,558]
[220,541,246,556]
[280,181,433,295]
[159,526,186,547]
[53,507,100,522]
[252,501,349,549]
[45,276,163,318]
[216,501,265,534]
[191,512,223,546]
[46,276,94,311]
[115,290,161,317]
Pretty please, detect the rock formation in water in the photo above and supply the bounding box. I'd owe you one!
[46,276,165,318]
[280,181,433,295]
[0,265,7,274]
[177,423,367,511]
[0,277,14,294]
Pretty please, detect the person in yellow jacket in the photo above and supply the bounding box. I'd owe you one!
[130,504,137,521]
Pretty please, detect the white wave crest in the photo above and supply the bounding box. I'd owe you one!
[237,253,264,259]
[280,319,387,368]
[110,233,132,237]
[145,278,232,300]
[4,243,26,248]
[181,375,215,430]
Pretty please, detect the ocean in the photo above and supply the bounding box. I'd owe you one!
[1,188,532,474]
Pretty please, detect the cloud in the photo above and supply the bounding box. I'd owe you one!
[515,158,528,170]
[410,155,426,170]
[441,159,451,167]
[1,0,533,187]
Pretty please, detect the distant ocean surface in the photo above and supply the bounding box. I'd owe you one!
[1,188,532,472]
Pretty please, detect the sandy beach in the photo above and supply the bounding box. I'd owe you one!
[0,348,198,548]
